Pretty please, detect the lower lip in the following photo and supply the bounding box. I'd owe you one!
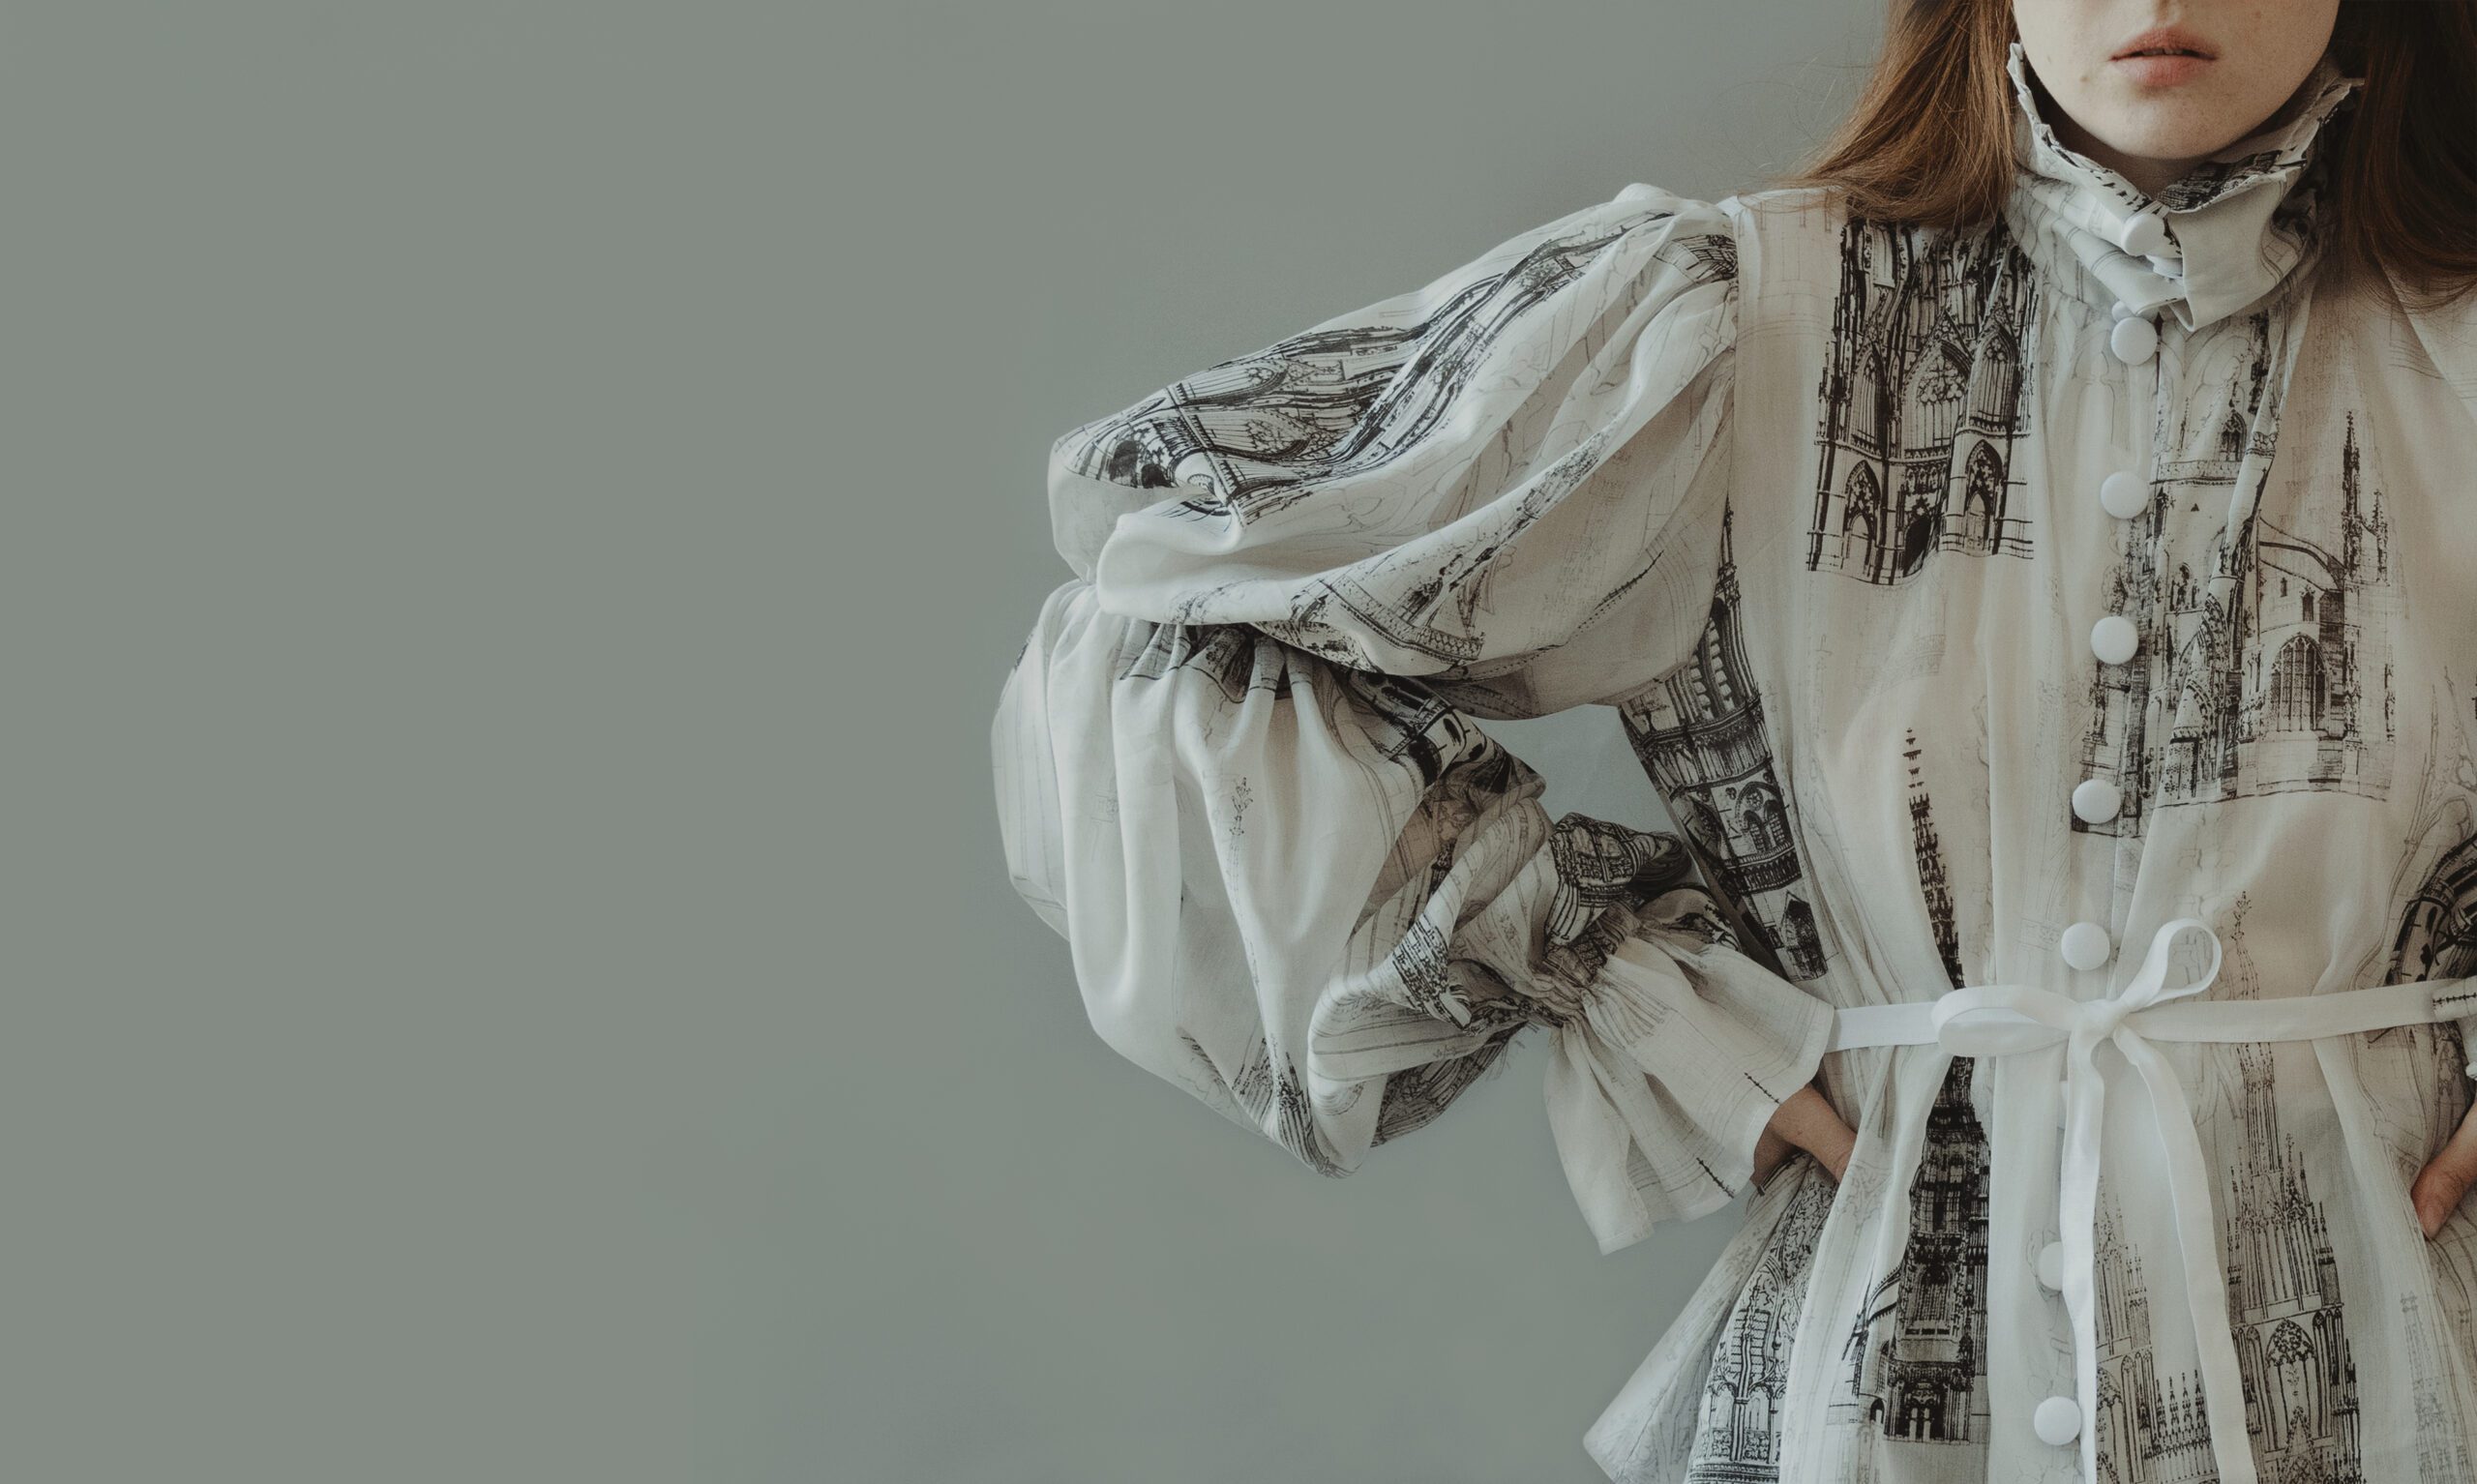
[2113,52,2213,85]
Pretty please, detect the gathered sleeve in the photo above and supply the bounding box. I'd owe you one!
[990,186,1836,1253]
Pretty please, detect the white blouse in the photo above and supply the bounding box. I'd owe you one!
[990,39,2477,1484]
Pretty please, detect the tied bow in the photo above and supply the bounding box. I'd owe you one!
[1825,916,2462,1482]
[1933,917,2258,1484]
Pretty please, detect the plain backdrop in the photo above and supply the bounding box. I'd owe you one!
[2,4,1883,1481]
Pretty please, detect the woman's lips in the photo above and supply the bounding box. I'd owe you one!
[2113,51,2214,86]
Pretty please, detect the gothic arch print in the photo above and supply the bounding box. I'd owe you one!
[2268,634,2327,731]
[1808,215,2039,583]
[1959,441,2008,553]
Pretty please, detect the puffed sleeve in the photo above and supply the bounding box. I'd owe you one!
[991,186,1836,1254]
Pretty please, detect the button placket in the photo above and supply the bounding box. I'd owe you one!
[2044,231,2177,1458]
[2071,277,2166,836]
[2102,307,2174,933]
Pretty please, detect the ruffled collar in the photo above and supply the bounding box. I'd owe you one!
[1996,38,2365,331]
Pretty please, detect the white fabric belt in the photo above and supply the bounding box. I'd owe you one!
[1822,917,2460,1484]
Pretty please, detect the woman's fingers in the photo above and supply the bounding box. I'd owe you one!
[1767,1083,1858,1184]
[2412,1096,2477,1238]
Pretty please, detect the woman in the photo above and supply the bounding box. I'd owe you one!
[990,1,2477,1479]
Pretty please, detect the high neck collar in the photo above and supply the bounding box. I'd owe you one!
[1997,38,2365,332]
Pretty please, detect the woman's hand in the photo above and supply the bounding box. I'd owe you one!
[2412,1094,2477,1239]
[1752,1082,1858,1190]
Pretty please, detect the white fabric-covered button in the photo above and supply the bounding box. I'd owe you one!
[2091,613,2139,665]
[2109,314,2159,363]
[2109,299,2132,320]
[2037,1239,2068,1291]
[2034,1393,2083,1445]
[2072,777,2123,823]
[2060,920,2112,969]
[2114,209,2170,257]
[2099,470,2147,519]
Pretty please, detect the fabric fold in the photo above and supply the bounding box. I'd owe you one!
[994,182,1848,1244]
[1055,185,1745,716]
[1537,905,1839,1253]
[992,582,1835,1222]
[1999,37,2365,332]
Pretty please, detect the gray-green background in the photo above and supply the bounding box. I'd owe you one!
[3,4,1880,1480]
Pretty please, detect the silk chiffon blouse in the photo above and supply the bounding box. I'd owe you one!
[991,39,2477,1484]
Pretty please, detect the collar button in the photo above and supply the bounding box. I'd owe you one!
[2114,208,2171,257]
[2109,314,2160,364]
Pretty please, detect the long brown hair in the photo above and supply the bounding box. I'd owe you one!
[1761,0,2477,315]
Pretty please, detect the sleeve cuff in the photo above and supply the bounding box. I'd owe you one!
[1536,905,1837,1256]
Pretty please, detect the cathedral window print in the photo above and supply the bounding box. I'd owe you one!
[1806,218,2039,584]
[2074,304,2398,840]
[1685,1175,1835,1481]
[2132,895,2363,1481]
